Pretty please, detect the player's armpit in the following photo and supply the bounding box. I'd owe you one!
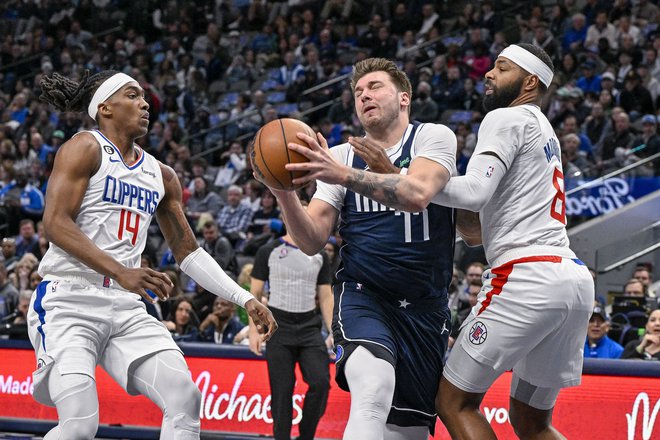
[156,163,199,262]
[456,209,482,246]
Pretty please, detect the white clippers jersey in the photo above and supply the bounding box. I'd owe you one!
[39,130,164,277]
[477,104,569,264]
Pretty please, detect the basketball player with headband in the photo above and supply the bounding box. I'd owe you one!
[431,44,593,439]
[31,70,277,439]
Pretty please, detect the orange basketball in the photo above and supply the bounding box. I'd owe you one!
[249,118,316,190]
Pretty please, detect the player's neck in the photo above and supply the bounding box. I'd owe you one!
[365,117,409,148]
[510,91,542,108]
[98,126,138,162]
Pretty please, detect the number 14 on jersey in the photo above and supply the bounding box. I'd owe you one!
[118,208,140,245]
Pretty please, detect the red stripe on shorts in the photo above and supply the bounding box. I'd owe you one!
[477,255,563,315]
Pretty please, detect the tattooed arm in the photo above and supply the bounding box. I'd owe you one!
[156,163,199,262]
[157,163,278,340]
[344,157,449,212]
[285,131,453,212]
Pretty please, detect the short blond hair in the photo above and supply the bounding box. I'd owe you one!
[350,58,412,99]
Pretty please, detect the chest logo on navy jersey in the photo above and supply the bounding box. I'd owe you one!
[469,321,488,345]
[103,145,114,155]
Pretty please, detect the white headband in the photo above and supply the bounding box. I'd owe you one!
[498,45,553,88]
[87,73,137,120]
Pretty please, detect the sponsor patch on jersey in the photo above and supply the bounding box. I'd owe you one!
[469,321,488,345]
[334,344,344,363]
[485,165,494,177]
[103,145,114,155]
[141,166,156,178]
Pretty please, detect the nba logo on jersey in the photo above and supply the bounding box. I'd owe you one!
[486,166,494,177]
[103,276,111,288]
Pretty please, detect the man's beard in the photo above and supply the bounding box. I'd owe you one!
[482,77,524,112]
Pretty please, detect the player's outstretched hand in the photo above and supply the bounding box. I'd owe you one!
[349,136,400,174]
[285,132,348,186]
[245,298,277,342]
[115,267,173,303]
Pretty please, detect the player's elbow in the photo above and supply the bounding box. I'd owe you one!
[298,242,326,256]
[404,191,432,213]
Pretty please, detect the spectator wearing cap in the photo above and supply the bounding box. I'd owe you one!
[576,59,602,94]
[618,70,655,118]
[585,10,618,52]
[599,71,618,99]
[615,50,635,89]
[584,305,623,359]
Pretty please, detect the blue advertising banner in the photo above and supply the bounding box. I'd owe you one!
[565,177,660,217]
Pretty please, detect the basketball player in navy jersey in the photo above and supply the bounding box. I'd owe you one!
[30,70,276,439]
[257,58,457,440]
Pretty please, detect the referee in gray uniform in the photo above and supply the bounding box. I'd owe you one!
[248,231,333,440]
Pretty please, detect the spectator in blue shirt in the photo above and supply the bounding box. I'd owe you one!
[217,185,254,248]
[584,305,624,359]
[0,171,45,230]
[562,13,588,53]
[576,59,602,94]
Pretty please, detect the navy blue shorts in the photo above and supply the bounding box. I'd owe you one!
[332,282,451,431]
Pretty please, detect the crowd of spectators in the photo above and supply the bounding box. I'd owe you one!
[0,1,658,348]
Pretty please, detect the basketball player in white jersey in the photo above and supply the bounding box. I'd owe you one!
[31,70,276,439]
[431,44,594,439]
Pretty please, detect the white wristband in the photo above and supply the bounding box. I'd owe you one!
[180,247,254,307]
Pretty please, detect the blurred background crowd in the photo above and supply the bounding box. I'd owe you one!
[0,0,658,360]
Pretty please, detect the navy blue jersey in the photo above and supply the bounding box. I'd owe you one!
[336,122,455,304]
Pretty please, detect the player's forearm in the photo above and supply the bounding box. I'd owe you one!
[431,153,506,211]
[344,168,431,212]
[275,192,329,254]
[318,284,333,333]
[44,214,126,278]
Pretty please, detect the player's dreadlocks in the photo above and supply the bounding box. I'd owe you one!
[39,70,119,116]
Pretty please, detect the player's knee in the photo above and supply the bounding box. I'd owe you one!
[509,405,552,439]
[59,412,99,440]
[168,376,202,414]
[352,379,392,420]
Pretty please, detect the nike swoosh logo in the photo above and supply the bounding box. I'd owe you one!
[109,158,121,163]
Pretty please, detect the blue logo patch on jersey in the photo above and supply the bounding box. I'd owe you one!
[334,344,344,363]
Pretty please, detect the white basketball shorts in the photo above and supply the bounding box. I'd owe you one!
[27,274,181,406]
[446,246,594,391]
